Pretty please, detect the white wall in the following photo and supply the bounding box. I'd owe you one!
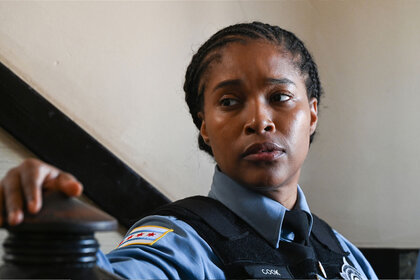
[0,1,419,248]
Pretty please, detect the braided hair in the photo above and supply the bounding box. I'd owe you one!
[184,22,323,156]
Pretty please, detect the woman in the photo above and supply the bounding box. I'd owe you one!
[0,22,377,279]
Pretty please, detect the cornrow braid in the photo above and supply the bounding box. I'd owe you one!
[184,22,323,156]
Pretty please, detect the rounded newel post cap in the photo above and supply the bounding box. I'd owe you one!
[6,190,118,233]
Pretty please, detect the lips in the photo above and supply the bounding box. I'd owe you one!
[242,142,285,162]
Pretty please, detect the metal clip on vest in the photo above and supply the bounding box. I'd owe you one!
[0,191,121,279]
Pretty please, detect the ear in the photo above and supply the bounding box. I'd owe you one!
[197,112,210,145]
[309,97,318,135]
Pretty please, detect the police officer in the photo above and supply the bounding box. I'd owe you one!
[0,22,377,279]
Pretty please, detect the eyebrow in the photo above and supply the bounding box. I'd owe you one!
[211,77,297,95]
[212,79,242,92]
[212,78,296,93]
[266,78,296,86]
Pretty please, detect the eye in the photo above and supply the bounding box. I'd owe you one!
[270,92,292,103]
[219,97,239,107]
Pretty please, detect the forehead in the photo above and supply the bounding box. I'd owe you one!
[200,40,303,89]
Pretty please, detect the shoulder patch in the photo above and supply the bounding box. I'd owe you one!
[117,225,174,248]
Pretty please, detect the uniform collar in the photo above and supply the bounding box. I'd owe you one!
[208,166,313,248]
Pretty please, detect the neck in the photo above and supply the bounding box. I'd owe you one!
[262,185,298,209]
[215,165,300,209]
[259,170,301,209]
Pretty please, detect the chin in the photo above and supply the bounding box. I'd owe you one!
[241,166,300,191]
[241,175,287,191]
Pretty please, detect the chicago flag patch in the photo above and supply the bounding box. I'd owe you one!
[117,225,173,248]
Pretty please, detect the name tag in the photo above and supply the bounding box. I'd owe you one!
[244,264,292,279]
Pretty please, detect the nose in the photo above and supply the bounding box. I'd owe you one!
[244,101,275,135]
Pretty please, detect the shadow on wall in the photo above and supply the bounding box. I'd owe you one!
[361,249,419,279]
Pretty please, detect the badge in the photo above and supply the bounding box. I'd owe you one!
[117,225,173,248]
[340,257,363,280]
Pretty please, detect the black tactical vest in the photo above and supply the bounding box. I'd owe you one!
[154,196,363,279]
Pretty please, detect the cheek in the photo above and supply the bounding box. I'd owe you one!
[280,108,312,150]
[204,106,242,143]
[206,117,235,150]
[204,114,244,168]
[294,110,311,138]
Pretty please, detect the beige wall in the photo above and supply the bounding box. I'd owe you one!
[301,0,420,248]
[0,1,419,248]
